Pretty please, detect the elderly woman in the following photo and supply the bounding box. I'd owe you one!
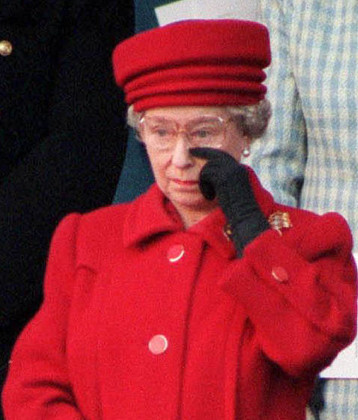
[2,20,356,420]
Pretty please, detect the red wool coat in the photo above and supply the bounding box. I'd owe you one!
[3,174,357,420]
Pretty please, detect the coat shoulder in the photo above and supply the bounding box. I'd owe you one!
[274,202,353,252]
[80,201,132,241]
[58,201,133,271]
[277,201,350,229]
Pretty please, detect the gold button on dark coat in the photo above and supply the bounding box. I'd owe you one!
[0,40,13,56]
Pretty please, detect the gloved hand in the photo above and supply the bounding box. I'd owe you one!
[190,147,270,257]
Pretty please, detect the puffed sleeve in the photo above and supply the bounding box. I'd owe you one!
[2,213,85,420]
[220,212,357,378]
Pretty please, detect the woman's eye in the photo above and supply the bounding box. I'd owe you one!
[192,129,212,138]
[153,128,170,137]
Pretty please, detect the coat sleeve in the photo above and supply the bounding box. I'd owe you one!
[220,212,357,378]
[2,214,85,420]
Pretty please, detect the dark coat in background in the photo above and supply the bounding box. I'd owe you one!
[0,0,134,406]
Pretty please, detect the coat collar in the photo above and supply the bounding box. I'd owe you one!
[123,184,180,248]
[123,168,276,258]
[245,165,276,218]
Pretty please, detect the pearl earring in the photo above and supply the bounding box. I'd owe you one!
[242,146,250,157]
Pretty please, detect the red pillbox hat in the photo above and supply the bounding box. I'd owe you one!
[113,19,271,111]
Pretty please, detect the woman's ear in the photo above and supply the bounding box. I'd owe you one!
[134,126,145,143]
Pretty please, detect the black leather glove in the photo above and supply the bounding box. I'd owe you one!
[190,147,270,257]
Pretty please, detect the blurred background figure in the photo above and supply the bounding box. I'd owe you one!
[0,0,133,415]
[247,1,358,418]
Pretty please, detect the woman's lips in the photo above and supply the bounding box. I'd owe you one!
[171,178,198,186]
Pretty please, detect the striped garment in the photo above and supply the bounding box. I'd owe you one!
[306,380,358,420]
[248,1,358,418]
[249,0,358,251]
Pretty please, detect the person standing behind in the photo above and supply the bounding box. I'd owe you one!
[0,0,133,414]
[247,0,358,418]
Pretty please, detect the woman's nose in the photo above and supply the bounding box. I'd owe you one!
[171,135,194,168]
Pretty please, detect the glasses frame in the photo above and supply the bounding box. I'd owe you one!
[138,114,234,152]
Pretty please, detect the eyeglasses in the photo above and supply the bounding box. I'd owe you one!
[139,115,233,152]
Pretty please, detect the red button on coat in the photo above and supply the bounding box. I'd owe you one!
[271,266,289,283]
[148,335,168,355]
[167,244,185,262]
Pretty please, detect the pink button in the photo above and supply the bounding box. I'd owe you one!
[148,335,168,355]
[271,266,289,283]
[167,244,185,262]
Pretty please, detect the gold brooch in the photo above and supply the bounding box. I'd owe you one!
[223,223,233,241]
[268,211,292,235]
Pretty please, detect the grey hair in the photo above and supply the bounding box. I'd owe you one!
[127,105,143,132]
[127,98,271,140]
[226,99,271,139]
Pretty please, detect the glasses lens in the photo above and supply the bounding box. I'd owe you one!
[187,117,225,148]
[140,117,176,150]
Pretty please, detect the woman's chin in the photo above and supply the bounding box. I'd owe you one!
[170,190,217,213]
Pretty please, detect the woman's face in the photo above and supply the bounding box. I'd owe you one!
[140,106,248,226]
